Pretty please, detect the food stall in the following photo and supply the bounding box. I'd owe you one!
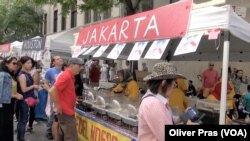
[76,87,139,141]
[73,0,250,139]
[74,0,192,140]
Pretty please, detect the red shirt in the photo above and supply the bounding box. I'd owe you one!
[89,65,100,83]
[202,69,219,88]
[211,82,232,101]
[54,69,76,116]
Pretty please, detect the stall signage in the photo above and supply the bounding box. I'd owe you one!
[77,0,192,47]
[22,37,46,51]
[174,33,203,56]
[76,113,132,141]
[0,43,11,53]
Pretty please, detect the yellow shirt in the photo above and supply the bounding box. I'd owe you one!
[169,88,188,112]
[227,81,235,110]
[176,78,187,92]
[12,79,17,96]
[112,80,139,102]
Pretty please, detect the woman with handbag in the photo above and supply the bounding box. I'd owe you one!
[16,56,39,141]
[0,56,23,141]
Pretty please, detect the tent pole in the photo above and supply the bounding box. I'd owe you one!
[219,30,230,125]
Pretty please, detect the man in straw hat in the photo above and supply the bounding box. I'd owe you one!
[138,62,197,141]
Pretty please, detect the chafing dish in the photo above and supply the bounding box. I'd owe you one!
[106,100,121,118]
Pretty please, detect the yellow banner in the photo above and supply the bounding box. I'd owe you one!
[76,113,132,141]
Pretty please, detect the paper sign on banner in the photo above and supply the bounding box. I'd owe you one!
[83,46,98,55]
[75,47,88,58]
[107,43,126,59]
[72,46,82,58]
[128,41,148,60]
[144,39,170,59]
[208,29,221,40]
[174,33,203,56]
[93,45,109,57]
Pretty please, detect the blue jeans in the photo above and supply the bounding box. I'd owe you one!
[17,100,29,141]
[46,105,55,135]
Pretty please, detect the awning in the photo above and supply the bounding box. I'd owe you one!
[50,27,81,56]
[77,5,250,62]
[80,40,171,60]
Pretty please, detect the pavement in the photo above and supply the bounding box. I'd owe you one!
[14,120,51,141]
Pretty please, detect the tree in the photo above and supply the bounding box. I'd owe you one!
[33,0,148,16]
[0,0,43,44]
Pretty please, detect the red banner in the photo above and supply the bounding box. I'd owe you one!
[0,43,11,53]
[77,0,192,47]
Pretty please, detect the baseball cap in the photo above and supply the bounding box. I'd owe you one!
[69,58,83,65]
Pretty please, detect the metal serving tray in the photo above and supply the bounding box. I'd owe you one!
[121,115,138,127]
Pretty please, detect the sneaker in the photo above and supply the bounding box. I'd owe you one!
[46,133,54,140]
[33,121,38,125]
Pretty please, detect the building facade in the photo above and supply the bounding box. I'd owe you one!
[42,0,250,36]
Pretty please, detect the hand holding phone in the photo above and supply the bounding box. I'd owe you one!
[180,107,205,124]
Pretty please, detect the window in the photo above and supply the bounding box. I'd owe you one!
[84,10,91,24]
[141,0,153,12]
[103,9,111,19]
[71,10,77,28]
[43,14,47,35]
[61,16,66,30]
[53,10,58,33]
[93,10,101,22]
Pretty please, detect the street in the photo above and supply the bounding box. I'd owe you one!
[14,120,50,141]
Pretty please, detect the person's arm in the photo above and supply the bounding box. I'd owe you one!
[43,80,50,91]
[112,83,123,93]
[33,69,41,85]
[44,70,51,91]
[12,93,23,100]
[201,72,205,87]
[48,86,61,114]
[18,74,38,93]
[243,76,249,84]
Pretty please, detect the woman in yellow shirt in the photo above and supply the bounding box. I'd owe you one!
[112,69,139,102]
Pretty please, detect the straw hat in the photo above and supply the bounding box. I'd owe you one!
[143,62,186,81]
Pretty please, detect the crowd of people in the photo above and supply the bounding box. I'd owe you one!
[1,54,250,141]
[0,56,42,141]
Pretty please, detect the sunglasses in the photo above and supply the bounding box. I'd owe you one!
[209,64,214,66]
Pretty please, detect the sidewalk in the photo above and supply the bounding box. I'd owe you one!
[14,120,51,141]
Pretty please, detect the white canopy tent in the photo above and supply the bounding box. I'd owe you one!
[45,5,250,124]
[171,5,250,124]
[49,27,81,57]
[10,41,23,56]
[171,5,250,61]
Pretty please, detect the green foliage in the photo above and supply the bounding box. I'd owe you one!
[0,0,43,44]
[78,0,113,13]
[33,0,143,16]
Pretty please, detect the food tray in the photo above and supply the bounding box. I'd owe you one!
[121,115,138,127]
[82,101,94,109]
[196,99,220,112]
[106,110,122,120]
